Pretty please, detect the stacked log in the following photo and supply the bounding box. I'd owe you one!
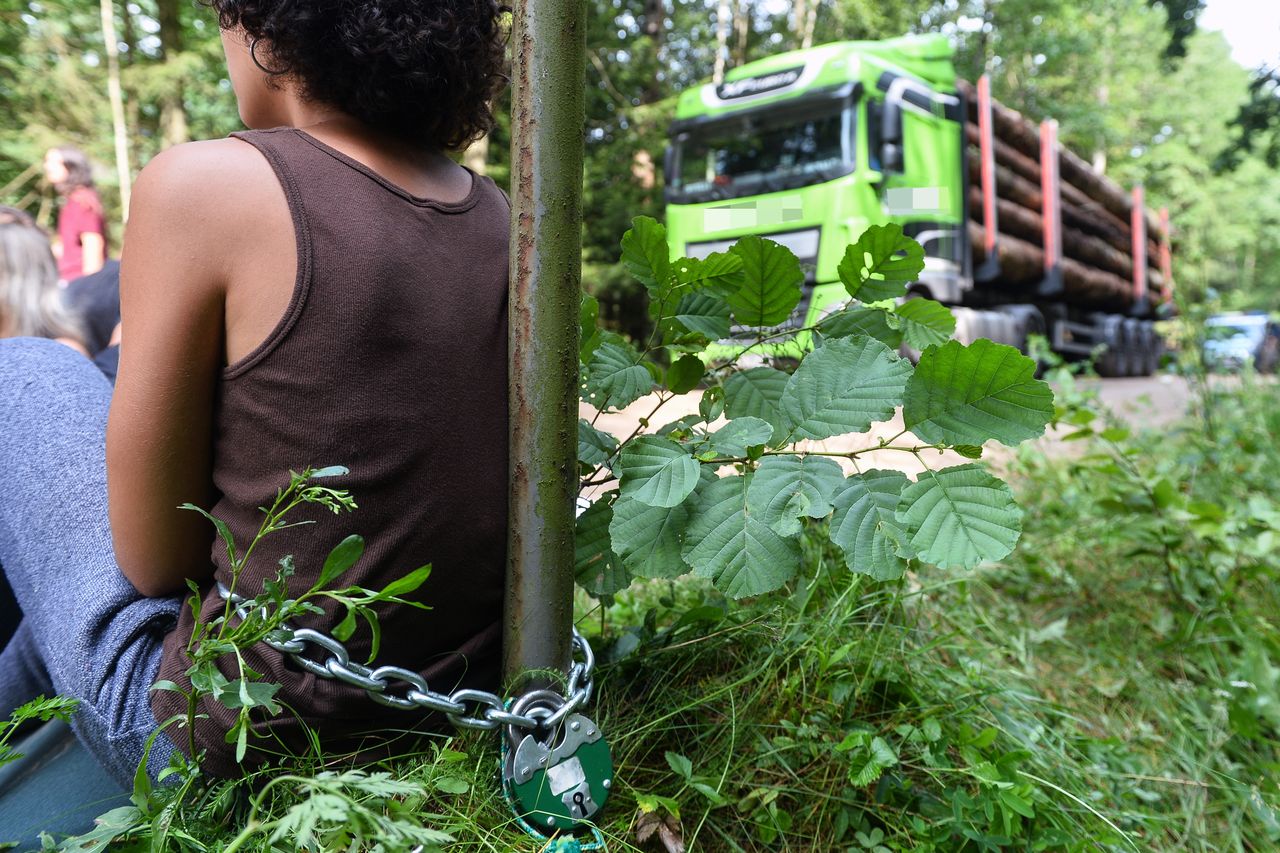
[957,79,1168,309]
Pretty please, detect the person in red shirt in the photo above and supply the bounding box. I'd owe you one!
[43,147,107,282]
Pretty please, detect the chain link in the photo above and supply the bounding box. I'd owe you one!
[215,582,594,732]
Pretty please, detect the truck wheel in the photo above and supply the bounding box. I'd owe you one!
[1095,316,1126,377]
[1122,319,1143,377]
[1140,322,1159,376]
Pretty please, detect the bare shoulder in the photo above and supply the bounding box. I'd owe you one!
[130,137,280,226]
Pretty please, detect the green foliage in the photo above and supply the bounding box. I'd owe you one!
[904,339,1055,447]
[896,464,1022,569]
[724,235,804,327]
[578,221,1051,600]
[837,223,926,303]
[0,695,78,770]
[167,468,433,765]
[778,336,911,442]
[893,298,957,350]
[830,469,912,580]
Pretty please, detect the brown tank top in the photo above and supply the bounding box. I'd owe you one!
[152,128,510,776]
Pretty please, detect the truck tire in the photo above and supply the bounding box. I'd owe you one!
[1140,322,1159,376]
[1095,315,1126,377]
[995,304,1046,355]
[1122,319,1143,377]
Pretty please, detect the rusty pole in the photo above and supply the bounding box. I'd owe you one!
[505,0,587,686]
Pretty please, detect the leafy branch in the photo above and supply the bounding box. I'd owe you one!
[576,218,1053,598]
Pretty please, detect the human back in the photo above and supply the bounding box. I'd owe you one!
[106,0,512,772]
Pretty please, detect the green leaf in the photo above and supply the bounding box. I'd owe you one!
[620,215,671,294]
[217,679,281,713]
[308,466,349,479]
[837,224,925,302]
[583,332,654,411]
[609,493,692,579]
[578,419,619,468]
[903,339,1054,447]
[332,605,358,642]
[674,251,744,296]
[435,776,470,795]
[896,464,1022,569]
[723,366,790,444]
[726,235,804,327]
[830,470,913,580]
[180,503,237,569]
[619,435,701,507]
[378,564,432,599]
[574,499,632,595]
[666,354,705,394]
[747,455,845,536]
[700,385,725,422]
[818,305,904,349]
[682,475,801,598]
[780,336,911,441]
[670,291,732,341]
[708,416,774,458]
[318,534,364,589]
[665,751,694,780]
[893,298,956,350]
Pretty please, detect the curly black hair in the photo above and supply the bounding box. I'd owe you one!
[208,0,509,150]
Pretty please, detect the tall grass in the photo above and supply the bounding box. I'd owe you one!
[29,377,1280,851]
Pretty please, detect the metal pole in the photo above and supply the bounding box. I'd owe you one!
[505,0,586,687]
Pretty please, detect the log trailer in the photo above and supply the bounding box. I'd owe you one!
[663,34,1174,375]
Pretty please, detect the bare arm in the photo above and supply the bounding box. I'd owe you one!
[107,142,242,597]
[80,232,105,276]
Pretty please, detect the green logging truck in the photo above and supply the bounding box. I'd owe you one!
[664,34,1173,376]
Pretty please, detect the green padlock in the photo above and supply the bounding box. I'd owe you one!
[505,713,612,833]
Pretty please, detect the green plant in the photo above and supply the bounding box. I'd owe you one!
[157,466,432,765]
[37,468,448,853]
[0,695,77,771]
[576,218,1055,601]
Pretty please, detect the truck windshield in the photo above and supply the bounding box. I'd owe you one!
[669,102,851,203]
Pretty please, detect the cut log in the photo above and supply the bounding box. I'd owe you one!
[968,222,1134,310]
[967,187,1138,280]
[965,128,1137,243]
[959,79,1161,235]
[965,154,1133,252]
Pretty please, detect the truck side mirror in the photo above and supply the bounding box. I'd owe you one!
[663,145,676,181]
[880,100,904,174]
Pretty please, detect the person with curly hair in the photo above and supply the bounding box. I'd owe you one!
[43,146,108,281]
[0,0,511,787]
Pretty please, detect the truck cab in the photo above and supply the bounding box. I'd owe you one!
[664,35,967,340]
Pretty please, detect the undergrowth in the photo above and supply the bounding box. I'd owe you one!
[18,376,1280,851]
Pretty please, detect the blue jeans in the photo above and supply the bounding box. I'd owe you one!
[0,337,181,788]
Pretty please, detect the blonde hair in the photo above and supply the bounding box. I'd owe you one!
[0,208,86,344]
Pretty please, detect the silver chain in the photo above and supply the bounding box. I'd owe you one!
[215,582,594,732]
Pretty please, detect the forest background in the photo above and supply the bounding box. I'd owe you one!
[0,0,1278,311]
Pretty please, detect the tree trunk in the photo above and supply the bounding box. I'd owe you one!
[713,0,730,84]
[793,0,809,49]
[156,0,189,147]
[732,0,749,67]
[801,0,818,49]
[100,0,132,221]
[640,0,665,103]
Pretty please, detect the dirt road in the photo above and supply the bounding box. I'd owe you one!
[581,374,1197,482]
